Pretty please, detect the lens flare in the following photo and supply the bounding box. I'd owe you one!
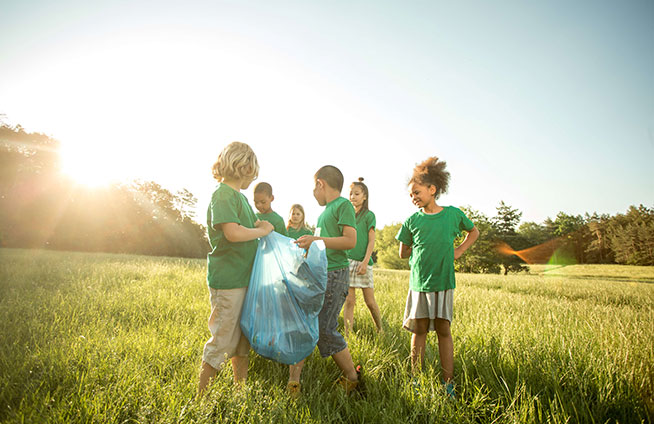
[495,238,562,264]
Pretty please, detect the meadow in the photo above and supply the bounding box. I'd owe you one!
[0,248,652,423]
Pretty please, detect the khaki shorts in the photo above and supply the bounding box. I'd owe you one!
[202,287,250,370]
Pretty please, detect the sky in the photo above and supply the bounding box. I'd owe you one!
[1,0,652,228]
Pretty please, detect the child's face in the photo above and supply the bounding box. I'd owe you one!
[290,208,304,225]
[349,186,366,209]
[254,193,273,214]
[313,179,327,206]
[409,182,436,209]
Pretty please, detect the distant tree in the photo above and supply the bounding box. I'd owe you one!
[456,207,501,273]
[584,212,614,264]
[375,223,409,270]
[492,201,527,274]
[606,205,654,265]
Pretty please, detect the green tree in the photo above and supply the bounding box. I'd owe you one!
[456,207,501,273]
[375,223,409,270]
[492,201,527,274]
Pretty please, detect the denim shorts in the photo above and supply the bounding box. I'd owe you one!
[317,267,350,357]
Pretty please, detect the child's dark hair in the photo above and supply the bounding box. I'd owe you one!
[254,182,273,196]
[350,177,369,217]
[315,165,344,192]
[409,157,450,199]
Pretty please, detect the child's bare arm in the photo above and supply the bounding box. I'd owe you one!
[399,242,412,258]
[454,226,480,259]
[295,226,357,250]
[357,228,376,274]
[223,220,274,243]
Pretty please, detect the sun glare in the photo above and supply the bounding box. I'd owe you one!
[60,143,121,188]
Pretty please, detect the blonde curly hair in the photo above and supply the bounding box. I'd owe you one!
[212,142,259,182]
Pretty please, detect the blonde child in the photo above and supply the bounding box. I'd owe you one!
[287,165,362,398]
[253,182,287,236]
[197,142,274,395]
[343,178,383,335]
[396,157,479,399]
[286,204,313,240]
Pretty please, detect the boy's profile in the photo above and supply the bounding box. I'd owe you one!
[253,182,287,236]
[289,165,362,398]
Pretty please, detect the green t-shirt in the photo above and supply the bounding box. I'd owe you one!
[287,226,313,240]
[316,197,356,271]
[206,183,259,289]
[256,211,287,236]
[347,210,376,265]
[396,206,474,292]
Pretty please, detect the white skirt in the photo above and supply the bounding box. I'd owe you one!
[403,289,454,332]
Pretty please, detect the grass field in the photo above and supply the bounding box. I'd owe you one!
[1,248,652,423]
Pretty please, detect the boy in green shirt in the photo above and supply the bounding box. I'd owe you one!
[198,142,274,396]
[253,182,288,236]
[288,165,362,398]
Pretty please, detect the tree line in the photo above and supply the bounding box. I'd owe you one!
[375,201,654,273]
[2,121,652,267]
[0,123,209,258]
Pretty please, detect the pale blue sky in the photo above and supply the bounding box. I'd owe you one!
[1,0,652,227]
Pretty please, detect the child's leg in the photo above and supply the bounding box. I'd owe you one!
[198,361,218,395]
[411,318,430,375]
[361,288,383,332]
[231,356,249,384]
[434,318,453,382]
[343,288,356,335]
[332,347,358,381]
[288,358,305,383]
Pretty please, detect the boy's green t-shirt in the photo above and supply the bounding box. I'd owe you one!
[347,210,376,265]
[287,226,313,240]
[206,183,259,289]
[256,211,287,236]
[316,197,356,271]
[396,206,474,292]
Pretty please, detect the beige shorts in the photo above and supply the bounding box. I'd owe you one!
[202,287,250,370]
[348,259,374,289]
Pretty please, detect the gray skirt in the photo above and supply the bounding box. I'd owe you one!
[403,289,454,333]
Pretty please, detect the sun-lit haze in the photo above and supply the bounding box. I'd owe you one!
[1,0,652,228]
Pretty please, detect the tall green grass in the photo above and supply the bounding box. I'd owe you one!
[1,248,652,423]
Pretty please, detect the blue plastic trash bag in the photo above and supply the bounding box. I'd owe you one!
[240,231,327,365]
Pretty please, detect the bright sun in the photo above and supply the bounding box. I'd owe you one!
[60,142,123,187]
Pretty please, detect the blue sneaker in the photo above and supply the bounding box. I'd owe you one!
[443,381,456,400]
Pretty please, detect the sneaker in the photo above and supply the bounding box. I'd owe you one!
[443,381,456,400]
[337,365,364,396]
[287,381,301,400]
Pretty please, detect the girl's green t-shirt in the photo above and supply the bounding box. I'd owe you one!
[287,226,313,240]
[347,210,376,265]
[396,206,474,292]
[256,211,288,236]
[316,197,356,271]
[206,183,259,289]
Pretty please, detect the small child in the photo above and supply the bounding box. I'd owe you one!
[343,178,383,335]
[197,142,274,396]
[288,165,362,398]
[253,182,288,236]
[396,156,479,399]
[286,204,313,240]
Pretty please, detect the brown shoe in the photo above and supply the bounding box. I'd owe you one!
[337,365,363,395]
[287,381,301,400]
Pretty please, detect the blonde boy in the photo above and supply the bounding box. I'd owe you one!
[198,142,274,395]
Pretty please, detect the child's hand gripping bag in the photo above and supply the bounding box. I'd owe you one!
[240,231,327,365]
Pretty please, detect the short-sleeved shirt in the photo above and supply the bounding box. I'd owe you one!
[256,211,287,236]
[347,210,376,265]
[287,226,313,240]
[396,206,474,292]
[316,197,356,271]
[206,183,259,289]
